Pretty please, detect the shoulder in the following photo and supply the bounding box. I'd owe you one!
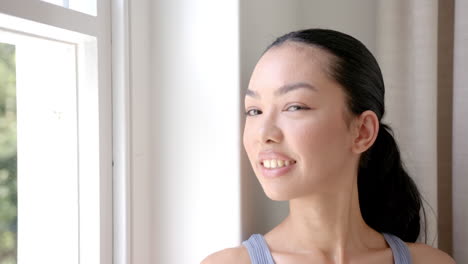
[200,246,251,264]
[407,242,456,264]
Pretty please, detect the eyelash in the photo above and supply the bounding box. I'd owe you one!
[244,105,310,116]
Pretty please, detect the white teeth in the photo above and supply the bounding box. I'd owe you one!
[270,160,277,168]
[262,159,295,169]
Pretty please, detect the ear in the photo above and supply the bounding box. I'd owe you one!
[351,110,379,154]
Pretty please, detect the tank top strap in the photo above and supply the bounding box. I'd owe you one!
[242,234,275,264]
[242,232,411,264]
[383,232,413,264]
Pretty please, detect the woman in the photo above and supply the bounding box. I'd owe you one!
[202,29,455,264]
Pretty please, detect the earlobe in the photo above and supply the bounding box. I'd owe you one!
[352,110,379,154]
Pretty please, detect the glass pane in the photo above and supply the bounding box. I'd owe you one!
[40,0,97,16]
[0,43,17,264]
[0,29,79,264]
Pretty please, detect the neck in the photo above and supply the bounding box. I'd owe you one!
[277,176,385,262]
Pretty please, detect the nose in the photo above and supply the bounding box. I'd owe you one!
[258,114,283,144]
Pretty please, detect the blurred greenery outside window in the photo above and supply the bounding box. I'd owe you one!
[0,42,17,264]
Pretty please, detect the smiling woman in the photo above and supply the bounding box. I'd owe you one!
[202,29,455,264]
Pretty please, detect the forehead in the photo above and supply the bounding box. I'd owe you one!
[248,43,334,92]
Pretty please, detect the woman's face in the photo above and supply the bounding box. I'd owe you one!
[243,43,358,201]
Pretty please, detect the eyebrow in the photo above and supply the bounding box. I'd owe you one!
[245,82,317,99]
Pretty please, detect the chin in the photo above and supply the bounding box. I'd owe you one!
[261,180,319,201]
[263,187,298,201]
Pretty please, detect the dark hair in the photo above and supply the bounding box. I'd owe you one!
[267,28,425,243]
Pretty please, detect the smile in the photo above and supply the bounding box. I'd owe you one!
[261,159,296,169]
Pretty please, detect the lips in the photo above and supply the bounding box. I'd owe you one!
[258,150,296,164]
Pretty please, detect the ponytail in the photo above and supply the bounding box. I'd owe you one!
[358,123,424,242]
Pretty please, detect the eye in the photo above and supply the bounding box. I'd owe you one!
[245,108,262,116]
[285,105,310,112]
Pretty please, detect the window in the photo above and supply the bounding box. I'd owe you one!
[40,0,97,16]
[0,42,16,264]
[0,0,112,263]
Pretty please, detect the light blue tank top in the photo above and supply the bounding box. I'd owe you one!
[242,232,412,264]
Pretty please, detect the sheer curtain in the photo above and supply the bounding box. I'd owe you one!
[452,0,468,261]
[376,0,467,262]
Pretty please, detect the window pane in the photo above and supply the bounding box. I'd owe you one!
[40,0,97,16]
[0,42,17,264]
[1,29,79,264]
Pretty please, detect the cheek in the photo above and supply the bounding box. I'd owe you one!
[288,113,351,171]
[291,115,347,145]
[242,121,255,161]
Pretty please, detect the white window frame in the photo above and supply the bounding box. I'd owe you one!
[0,0,117,263]
[111,0,132,264]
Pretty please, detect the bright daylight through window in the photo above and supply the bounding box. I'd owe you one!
[0,0,109,261]
[40,0,96,16]
[0,41,16,264]
[0,27,80,264]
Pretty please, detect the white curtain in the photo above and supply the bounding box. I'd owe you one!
[376,0,467,262]
[452,0,468,262]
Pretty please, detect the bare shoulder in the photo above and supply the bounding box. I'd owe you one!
[407,242,456,264]
[200,245,250,264]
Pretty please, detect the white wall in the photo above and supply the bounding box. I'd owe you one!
[128,0,152,263]
[149,1,241,263]
[128,0,241,263]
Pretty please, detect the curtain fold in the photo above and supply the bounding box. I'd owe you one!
[436,0,454,256]
[452,0,468,262]
[376,0,439,246]
[376,0,466,262]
